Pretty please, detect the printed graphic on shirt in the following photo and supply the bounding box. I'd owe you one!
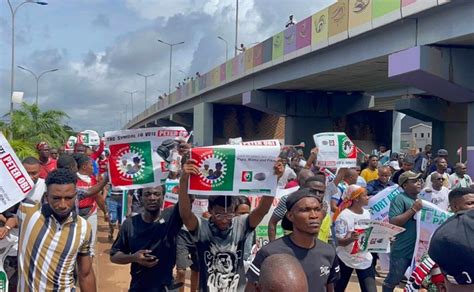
[204,245,242,292]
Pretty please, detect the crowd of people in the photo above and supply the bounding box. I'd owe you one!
[1,137,473,292]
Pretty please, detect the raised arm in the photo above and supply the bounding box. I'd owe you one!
[90,140,105,161]
[248,196,273,229]
[178,159,200,231]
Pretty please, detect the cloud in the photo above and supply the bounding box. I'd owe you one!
[91,13,110,28]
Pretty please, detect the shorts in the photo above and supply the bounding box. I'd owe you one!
[176,229,199,271]
[106,197,123,224]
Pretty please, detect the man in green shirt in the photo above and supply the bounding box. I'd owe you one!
[383,171,423,292]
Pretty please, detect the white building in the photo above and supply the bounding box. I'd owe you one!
[401,123,432,152]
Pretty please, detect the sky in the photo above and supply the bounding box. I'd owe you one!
[0,0,335,134]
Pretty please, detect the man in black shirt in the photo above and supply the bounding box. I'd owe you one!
[246,188,340,292]
[110,185,183,291]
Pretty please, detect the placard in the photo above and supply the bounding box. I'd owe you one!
[313,132,357,168]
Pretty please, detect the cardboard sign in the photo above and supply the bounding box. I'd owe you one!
[105,127,188,190]
[357,220,406,253]
[313,132,357,168]
[0,133,35,213]
[368,185,402,221]
[188,140,280,196]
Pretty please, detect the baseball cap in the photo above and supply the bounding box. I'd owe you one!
[437,149,448,156]
[389,161,401,170]
[281,188,319,231]
[429,209,474,285]
[398,171,421,186]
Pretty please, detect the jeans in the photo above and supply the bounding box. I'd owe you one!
[382,256,412,292]
[335,257,377,292]
[106,197,123,224]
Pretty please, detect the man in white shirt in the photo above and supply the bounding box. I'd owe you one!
[449,163,473,189]
[420,172,450,211]
[425,157,451,189]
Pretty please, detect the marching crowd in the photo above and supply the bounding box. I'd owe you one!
[1,137,473,292]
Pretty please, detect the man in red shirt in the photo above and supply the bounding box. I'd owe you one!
[37,142,57,179]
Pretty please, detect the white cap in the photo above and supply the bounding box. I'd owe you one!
[389,160,401,170]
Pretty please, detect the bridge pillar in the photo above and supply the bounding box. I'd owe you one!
[193,102,213,146]
[285,116,333,150]
[468,103,474,177]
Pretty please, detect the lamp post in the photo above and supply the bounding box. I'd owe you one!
[157,39,184,95]
[7,0,48,139]
[136,73,155,109]
[217,36,228,62]
[124,90,139,119]
[17,66,58,106]
[234,0,239,57]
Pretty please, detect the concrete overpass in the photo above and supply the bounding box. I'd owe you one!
[126,0,474,175]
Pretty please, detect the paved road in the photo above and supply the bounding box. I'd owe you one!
[95,214,404,291]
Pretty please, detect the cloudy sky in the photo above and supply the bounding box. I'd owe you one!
[0,0,335,134]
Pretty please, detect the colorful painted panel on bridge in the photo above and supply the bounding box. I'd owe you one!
[187,82,192,96]
[272,32,284,60]
[220,63,226,82]
[212,68,220,87]
[328,0,349,44]
[192,79,198,93]
[284,25,296,54]
[296,16,312,49]
[199,75,206,91]
[348,0,372,37]
[262,37,273,64]
[253,43,263,67]
[372,0,401,28]
[401,0,437,17]
[233,53,245,77]
[226,60,233,80]
[245,47,254,72]
[312,7,329,49]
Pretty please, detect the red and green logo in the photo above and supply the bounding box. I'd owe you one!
[242,171,253,182]
[190,147,235,192]
[338,135,356,159]
[109,141,154,186]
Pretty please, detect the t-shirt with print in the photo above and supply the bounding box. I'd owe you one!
[192,215,254,292]
[419,187,450,211]
[388,191,417,259]
[247,236,339,292]
[335,209,373,270]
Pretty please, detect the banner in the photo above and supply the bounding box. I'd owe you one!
[313,132,357,168]
[367,185,401,221]
[188,140,280,196]
[105,127,188,190]
[356,220,406,253]
[0,133,35,213]
[77,129,100,147]
[162,179,179,209]
[409,201,453,273]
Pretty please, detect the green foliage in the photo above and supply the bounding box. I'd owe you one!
[2,102,73,159]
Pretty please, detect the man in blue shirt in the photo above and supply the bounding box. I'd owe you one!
[366,166,394,196]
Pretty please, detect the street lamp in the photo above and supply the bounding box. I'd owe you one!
[7,0,48,139]
[157,39,184,95]
[124,90,139,118]
[17,66,58,106]
[136,73,155,109]
[217,36,229,62]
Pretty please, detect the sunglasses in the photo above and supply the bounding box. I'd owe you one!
[213,213,235,220]
[436,178,445,181]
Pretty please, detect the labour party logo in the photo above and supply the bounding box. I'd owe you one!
[241,171,253,182]
[338,135,356,159]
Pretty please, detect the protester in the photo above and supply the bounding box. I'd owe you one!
[388,160,401,174]
[17,168,95,291]
[421,172,450,211]
[404,187,474,292]
[391,156,415,185]
[50,147,59,160]
[449,162,472,189]
[274,156,297,188]
[176,227,200,292]
[354,165,368,187]
[255,254,308,292]
[425,157,451,189]
[330,168,359,213]
[360,155,379,183]
[428,208,474,292]
[178,159,274,292]
[22,156,46,203]
[383,171,423,292]
[37,141,57,179]
[106,185,125,241]
[414,144,432,174]
[57,153,78,172]
[428,149,453,174]
[366,166,394,196]
[334,185,376,292]
[246,188,340,291]
[110,186,184,291]
[285,14,296,27]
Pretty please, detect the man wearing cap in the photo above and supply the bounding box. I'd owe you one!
[366,166,394,197]
[425,157,452,189]
[383,171,423,292]
[391,156,415,185]
[246,188,340,292]
[428,149,453,174]
[37,141,57,179]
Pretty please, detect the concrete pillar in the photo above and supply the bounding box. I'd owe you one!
[285,116,333,153]
[467,103,474,178]
[193,102,213,146]
[431,120,444,154]
[392,111,405,153]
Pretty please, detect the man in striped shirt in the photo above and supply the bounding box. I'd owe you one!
[17,168,96,291]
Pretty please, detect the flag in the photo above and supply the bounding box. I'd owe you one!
[457,146,462,156]
[109,141,154,187]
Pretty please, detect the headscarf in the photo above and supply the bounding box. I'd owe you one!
[332,184,367,221]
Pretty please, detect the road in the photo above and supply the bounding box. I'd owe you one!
[95,214,404,291]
